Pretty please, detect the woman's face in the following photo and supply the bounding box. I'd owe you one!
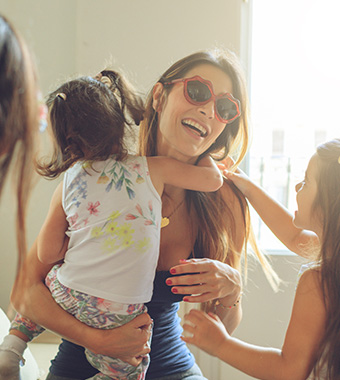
[293,154,321,234]
[154,64,234,162]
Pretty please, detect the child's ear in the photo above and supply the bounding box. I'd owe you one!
[152,83,164,112]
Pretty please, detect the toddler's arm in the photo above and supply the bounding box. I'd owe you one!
[147,155,223,196]
[224,168,318,257]
[182,268,325,380]
[37,181,68,264]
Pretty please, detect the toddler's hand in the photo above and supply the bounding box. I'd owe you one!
[222,168,254,198]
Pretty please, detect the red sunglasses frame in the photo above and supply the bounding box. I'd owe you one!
[164,75,241,124]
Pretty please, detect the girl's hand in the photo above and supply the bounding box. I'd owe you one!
[223,168,254,198]
[166,258,241,303]
[88,312,152,365]
[182,309,229,356]
[217,155,254,198]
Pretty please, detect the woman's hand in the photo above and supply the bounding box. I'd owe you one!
[181,309,229,357]
[166,258,241,304]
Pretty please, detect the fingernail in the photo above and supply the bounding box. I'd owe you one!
[170,268,176,274]
[172,288,178,293]
[166,279,172,285]
[179,259,188,263]
[183,297,189,302]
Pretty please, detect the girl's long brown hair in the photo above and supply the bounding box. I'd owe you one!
[0,15,39,270]
[139,49,280,310]
[313,138,340,378]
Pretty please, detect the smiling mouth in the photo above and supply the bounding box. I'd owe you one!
[182,120,208,137]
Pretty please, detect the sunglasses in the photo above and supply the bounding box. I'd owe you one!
[164,75,241,124]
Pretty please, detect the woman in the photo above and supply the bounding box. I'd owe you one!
[0,14,39,269]
[11,49,277,379]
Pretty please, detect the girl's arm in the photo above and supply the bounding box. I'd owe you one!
[37,182,68,264]
[147,155,223,196]
[183,268,326,380]
[225,169,318,257]
[10,240,152,365]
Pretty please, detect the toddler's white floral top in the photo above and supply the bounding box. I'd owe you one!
[57,155,162,304]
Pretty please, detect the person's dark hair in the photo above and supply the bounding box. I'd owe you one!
[139,49,279,310]
[37,70,144,178]
[0,15,39,269]
[312,138,340,379]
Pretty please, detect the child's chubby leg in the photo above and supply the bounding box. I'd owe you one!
[0,313,45,380]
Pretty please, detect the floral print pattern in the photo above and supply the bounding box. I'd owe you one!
[97,160,146,200]
[12,265,150,380]
[90,206,153,255]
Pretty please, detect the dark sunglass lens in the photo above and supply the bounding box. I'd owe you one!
[187,81,211,102]
[217,99,238,121]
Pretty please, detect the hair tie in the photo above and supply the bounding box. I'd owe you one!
[100,76,112,86]
[56,93,66,101]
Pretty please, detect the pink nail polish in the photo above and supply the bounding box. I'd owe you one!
[170,268,176,274]
[183,297,189,302]
[166,279,172,285]
[172,288,178,293]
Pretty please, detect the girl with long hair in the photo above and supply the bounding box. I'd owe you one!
[183,138,340,379]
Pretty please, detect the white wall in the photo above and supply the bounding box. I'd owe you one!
[0,1,307,379]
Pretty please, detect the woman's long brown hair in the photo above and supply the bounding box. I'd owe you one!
[0,15,39,270]
[312,138,340,378]
[139,49,280,310]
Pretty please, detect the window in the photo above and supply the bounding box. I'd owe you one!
[249,0,340,251]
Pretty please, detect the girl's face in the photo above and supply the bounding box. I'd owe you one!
[293,154,321,234]
[154,64,234,162]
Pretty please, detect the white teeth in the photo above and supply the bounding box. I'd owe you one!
[182,120,207,137]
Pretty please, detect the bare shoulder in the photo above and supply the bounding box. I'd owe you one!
[292,266,326,329]
[297,266,322,296]
[295,266,325,318]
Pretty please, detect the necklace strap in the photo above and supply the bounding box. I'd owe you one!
[161,198,185,229]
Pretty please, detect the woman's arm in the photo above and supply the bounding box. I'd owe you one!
[37,182,68,264]
[182,269,325,380]
[11,240,152,364]
[224,169,319,257]
[147,155,223,196]
[167,182,244,334]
